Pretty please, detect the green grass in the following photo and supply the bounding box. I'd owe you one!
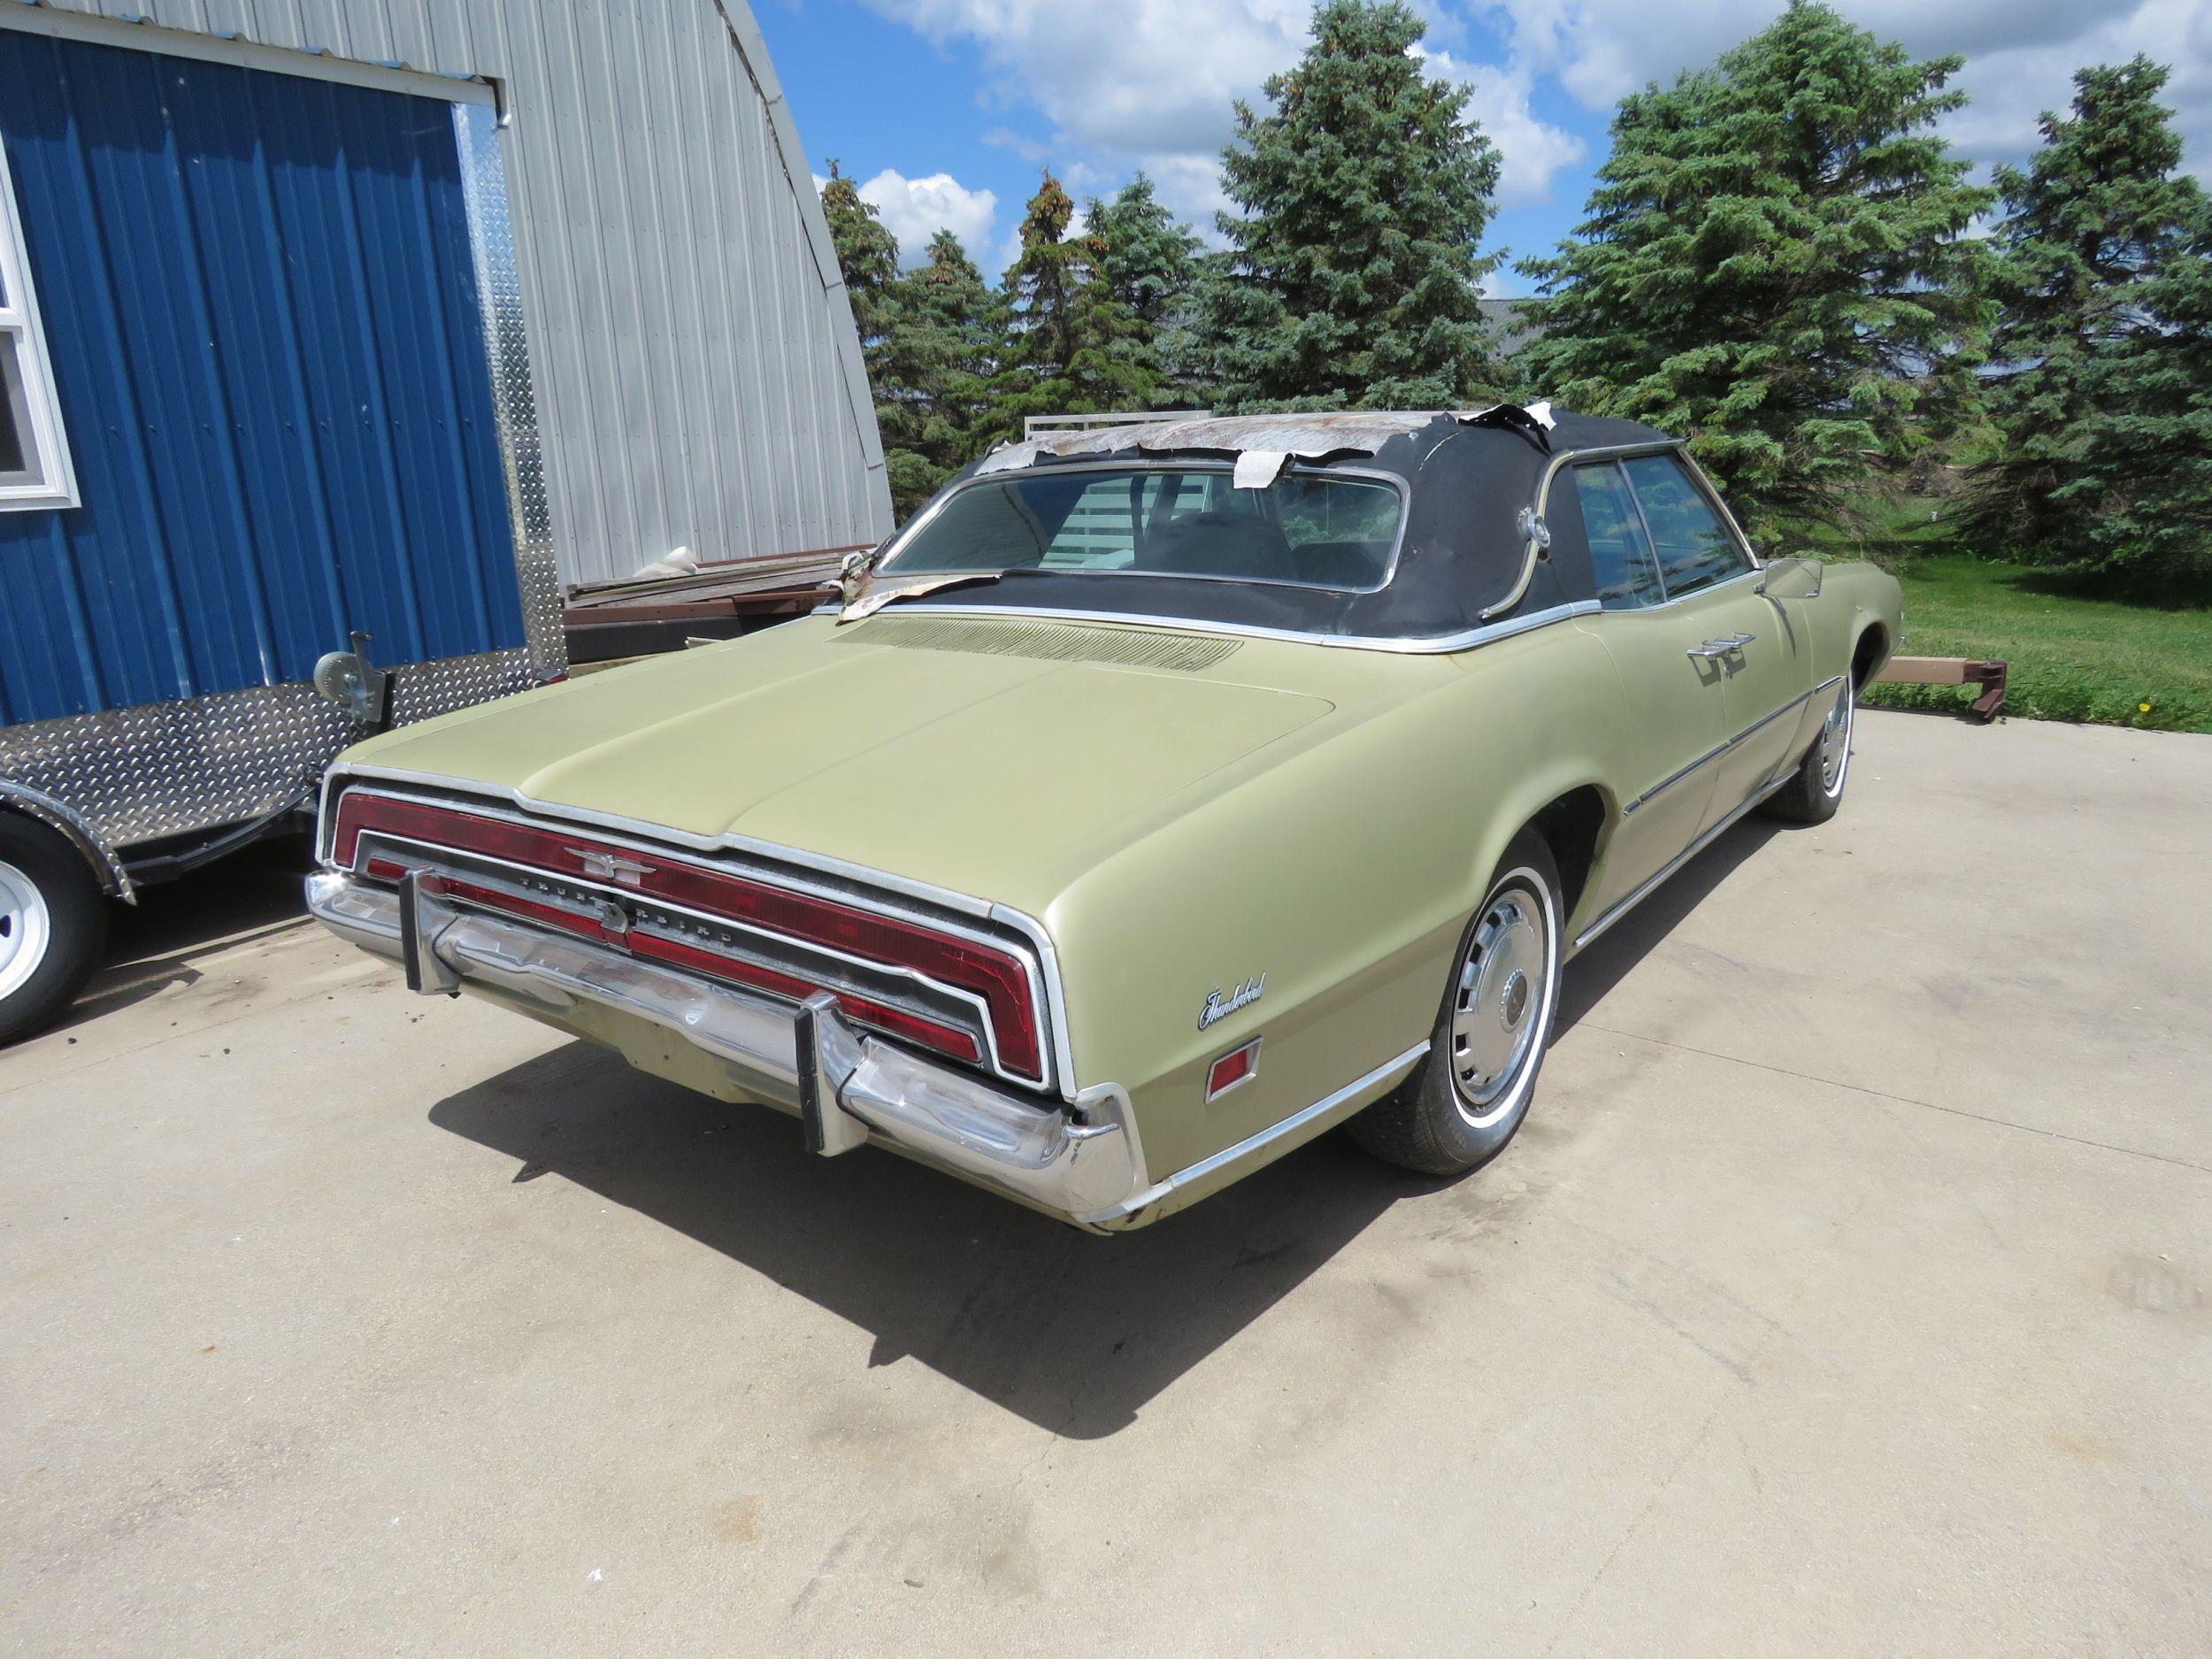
[1859,554,2212,733]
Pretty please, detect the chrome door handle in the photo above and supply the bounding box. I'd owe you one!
[1687,633,1756,660]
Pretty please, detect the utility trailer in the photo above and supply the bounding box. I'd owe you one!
[0,25,563,1042]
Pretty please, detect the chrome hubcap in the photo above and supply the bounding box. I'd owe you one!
[1818,683,1853,795]
[1450,887,1548,1111]
[0,857,53,1004]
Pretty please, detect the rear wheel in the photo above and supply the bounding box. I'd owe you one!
[1762,675,1854,826]
[1349,831,1563,1177]
[0,814,108,1046]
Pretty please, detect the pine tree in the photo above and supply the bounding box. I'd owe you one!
[1205,0,1501,411]
[889,230,1000,511]
[1518,2,1992,537]
[819,165,934,511]
[988,170,1168,445]
[1969,58,2212,585]
[1088,174,1212,407]
[1090,174,1212,405]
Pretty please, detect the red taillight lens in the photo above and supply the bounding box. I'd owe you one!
[1205,1037,1262,1101]
[336,791,1042,1082]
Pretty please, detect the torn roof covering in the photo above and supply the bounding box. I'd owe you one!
[918,402,1683,642]
[973,403,1559,476]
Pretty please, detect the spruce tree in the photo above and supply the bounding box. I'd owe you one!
[1969,58,2212,584]
[1206,0,1501,411]
[1090,174,1213,405]
[819,165,933,511]
[988,170,1167,445]
[1518,2,1992,537]
[891,230,1000,511]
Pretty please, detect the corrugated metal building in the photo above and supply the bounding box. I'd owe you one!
[0,0,887,1041]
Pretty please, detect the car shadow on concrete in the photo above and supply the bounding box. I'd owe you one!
[1554,817,1782,1035]
[427,813,1786,1440]
[61,834,314,1031]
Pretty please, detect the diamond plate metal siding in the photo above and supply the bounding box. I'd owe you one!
[0,648,536,849]
[0,29,526,726]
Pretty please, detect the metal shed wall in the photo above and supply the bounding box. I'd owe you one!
[0,30,525,726]
[3,0,894,588]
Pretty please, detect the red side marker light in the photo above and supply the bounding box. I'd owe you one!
[1205,1036,1263,1102]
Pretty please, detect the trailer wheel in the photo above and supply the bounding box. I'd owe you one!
[0,813,108,1046]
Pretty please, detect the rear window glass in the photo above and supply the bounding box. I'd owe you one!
[878,467,1402,591]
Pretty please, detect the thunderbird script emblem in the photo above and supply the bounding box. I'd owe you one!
[1199,974,1266,1032]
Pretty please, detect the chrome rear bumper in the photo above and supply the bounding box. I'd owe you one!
[306,871,1149,1228]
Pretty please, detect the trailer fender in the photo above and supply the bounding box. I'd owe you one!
[0,781,134,903]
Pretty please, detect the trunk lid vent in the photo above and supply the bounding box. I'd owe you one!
[841,614,1242,672]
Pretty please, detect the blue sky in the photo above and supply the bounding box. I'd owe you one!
[755,0,2211,295]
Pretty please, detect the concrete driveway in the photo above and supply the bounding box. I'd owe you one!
[3,710,2208,1657]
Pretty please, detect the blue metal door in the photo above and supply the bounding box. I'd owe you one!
[0,31,525,727]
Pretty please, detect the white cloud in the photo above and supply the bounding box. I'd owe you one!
[867,0,1311,155]
[864,0,1586,235]
[1473,0,2212,178]
[853,168,999,265]
[1943,0,2212,181]
[1420,49,1587,209]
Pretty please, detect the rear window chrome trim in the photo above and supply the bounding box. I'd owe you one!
[817,598,1602,656]
[319,771,1076,1099]
[873,460,1413,597]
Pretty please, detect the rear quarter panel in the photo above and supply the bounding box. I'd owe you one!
[1813,561,1905,677]
[1778,560,1905,760]
[1050,621,1636,1185]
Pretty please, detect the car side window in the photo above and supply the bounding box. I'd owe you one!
[1621,455,1751,599]
[1569,462,1664,610]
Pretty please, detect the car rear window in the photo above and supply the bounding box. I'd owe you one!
[878,467,1403,592]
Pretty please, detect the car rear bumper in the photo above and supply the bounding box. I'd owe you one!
[305,871,1152,1229]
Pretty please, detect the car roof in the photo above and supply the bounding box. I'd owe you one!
[913,406,1692,647]
[973,406,1675,478]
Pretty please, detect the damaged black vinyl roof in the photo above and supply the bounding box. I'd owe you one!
[901,406,1686,645]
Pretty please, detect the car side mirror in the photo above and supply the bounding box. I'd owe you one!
[1755,555,1823,601]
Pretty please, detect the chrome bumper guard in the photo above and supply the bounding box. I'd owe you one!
[305,871,1148,1225]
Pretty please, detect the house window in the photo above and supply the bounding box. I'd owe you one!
[0,138,76,511]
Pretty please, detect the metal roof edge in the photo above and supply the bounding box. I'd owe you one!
[703,0,893,532]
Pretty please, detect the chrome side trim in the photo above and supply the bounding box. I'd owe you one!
[319,768,1080,1099]
[1083,1040,1431,1228]
[1574,772,1796,952]
[1624,740,1732,817]
[823,599,1603,657]
[1621,674,1844,815]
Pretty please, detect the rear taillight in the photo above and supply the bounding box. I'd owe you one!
[336,790,1046,1084]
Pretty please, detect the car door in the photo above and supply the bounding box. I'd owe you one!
[1617,454,1813,829]
[1564,458,1730,913]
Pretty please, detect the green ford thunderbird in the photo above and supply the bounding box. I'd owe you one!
[308,407,1901,1230]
